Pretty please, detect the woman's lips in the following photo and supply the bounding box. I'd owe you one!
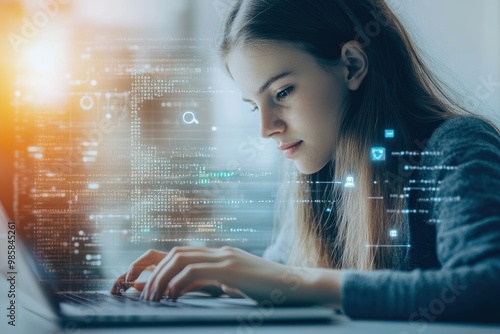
[278,141,302,158]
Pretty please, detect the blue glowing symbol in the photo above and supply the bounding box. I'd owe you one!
[385,129,394,138]
[371,147,386,161]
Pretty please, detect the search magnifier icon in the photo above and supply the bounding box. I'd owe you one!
[182,111,199,125]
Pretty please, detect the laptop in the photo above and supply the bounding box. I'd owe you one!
[0,203,336,327]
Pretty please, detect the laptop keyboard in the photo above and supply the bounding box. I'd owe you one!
[59,292,200,308]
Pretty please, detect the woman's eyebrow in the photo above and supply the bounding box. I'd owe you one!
[242,71,294,102]
[258,71,293,94]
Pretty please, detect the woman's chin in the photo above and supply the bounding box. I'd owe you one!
[295,159,332,175]
[295,162,322,175]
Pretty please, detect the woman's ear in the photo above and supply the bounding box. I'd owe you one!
[340,40,369,91]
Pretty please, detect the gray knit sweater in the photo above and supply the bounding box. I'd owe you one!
[263,116,500,322]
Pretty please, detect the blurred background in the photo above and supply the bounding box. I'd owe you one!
[0,0,498,290]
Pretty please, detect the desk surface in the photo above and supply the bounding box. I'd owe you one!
[12,306,500,334]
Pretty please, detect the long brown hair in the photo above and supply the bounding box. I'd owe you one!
[218,0,465,270]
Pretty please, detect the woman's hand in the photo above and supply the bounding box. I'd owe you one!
[135,246,343,308]
[111,249,167,295]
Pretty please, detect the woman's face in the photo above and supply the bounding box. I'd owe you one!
[227,43,349,174]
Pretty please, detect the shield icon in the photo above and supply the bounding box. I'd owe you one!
[371,147,386,161]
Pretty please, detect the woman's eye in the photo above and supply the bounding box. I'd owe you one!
[276,86,294,101]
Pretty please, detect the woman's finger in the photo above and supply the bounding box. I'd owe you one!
[125,249,167,282]
[132,282,146,292]
[110,250,166,295]
[221,284,246,298]
[141,250,227,301]
[144,246,218,284]
[167,261,228,301]
[110,273,130,295]
[177,279,222,296]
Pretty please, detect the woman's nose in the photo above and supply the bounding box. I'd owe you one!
[259,105,286,138]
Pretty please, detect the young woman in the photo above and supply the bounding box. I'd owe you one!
[112,0,500,322]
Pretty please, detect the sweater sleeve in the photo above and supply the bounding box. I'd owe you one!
[342,117,500,322]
